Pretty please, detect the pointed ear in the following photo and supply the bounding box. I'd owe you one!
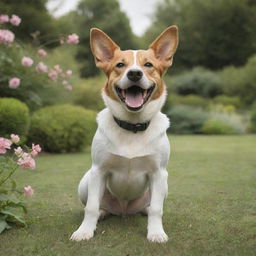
[90,28,119,68]
[149,26,179,66]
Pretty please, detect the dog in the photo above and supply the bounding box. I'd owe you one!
[70,26,178,243]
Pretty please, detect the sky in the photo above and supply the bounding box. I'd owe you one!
[46,0,161,36]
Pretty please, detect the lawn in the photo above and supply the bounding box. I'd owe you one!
[0,135,255,256]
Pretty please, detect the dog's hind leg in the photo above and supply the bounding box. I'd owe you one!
[98,209,111,220]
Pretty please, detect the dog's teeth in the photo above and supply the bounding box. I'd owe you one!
[121,90,126,98]
[143,90,147,98]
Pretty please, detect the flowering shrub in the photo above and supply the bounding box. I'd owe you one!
[0,12,80,110]
[0,134,41,233]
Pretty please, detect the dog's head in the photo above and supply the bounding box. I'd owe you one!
[90,26,178,114]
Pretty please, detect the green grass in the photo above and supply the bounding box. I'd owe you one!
[1,135,255,256]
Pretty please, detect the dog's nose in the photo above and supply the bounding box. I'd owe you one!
[127,69,143,82]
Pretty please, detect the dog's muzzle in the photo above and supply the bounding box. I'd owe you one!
[115,84,155,111]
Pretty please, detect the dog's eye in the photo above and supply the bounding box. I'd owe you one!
[116,62,125,68]
[144,62,153,67]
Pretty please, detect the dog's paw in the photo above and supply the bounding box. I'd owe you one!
[70,229,94,241]
[147,231,169,243]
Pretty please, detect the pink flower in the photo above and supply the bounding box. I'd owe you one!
[54,65,62,74]
[66,70,72,77]
[48,70,58,81]
[0,15,9,24]
[67,33,79,44]
[17,153,36,170]
[9,77,20,89]
[24,186,34,197]
[11,134,20,143]
[37,49,47,57]
[14,146,23,157]
[10,15,21,26]
[36,62,48,73]
[31,144,41,157]
[21,56,33,67]
[0,137,12,154]
[32,144,41,153]
[0,29,15,44]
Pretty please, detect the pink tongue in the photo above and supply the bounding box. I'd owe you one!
[125,92,144,108]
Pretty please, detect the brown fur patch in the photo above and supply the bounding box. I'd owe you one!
[104,50,134,101]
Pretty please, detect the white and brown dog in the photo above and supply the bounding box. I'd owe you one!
[70,26,178,243]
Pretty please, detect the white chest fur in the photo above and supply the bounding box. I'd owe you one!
[91,108,170,200]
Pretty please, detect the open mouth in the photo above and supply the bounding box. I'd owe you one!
[115,85,155,111]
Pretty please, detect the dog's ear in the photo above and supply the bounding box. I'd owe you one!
[149,26,178,67]
[90,28,119,70]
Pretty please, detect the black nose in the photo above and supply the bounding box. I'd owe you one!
[127,69,143,82]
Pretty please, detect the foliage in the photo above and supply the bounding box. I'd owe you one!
[0,0,59,47]
[250,104,256,133]
[221,55,256,105]
[213,95,241,108]
[168,94,209,108]
[201,119,237,135]
[0,40,77,110]
[0,43,73,111]
[0,156,27,234]
[201,105,246,134]
[143,0,256,71]
[171,67,222,98]
[0,98,30,140]
[73,76,105,111]
[66,0,137,77]
[167,105,208,134]
[0,136,40,234]
[29,104,97,153]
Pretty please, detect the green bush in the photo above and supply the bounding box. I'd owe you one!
[221,55,256,105]
[213,95,241,108]
[251,104,256,133]
[201,120,237,134]
[29,104,97,153]
[172,67,222,98]
[167,105,208,134]
[169,94,209,108]
[73,77,105,111]
[201,108,246,135]
[0,98,30,139]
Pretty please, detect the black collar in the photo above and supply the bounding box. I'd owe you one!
[113,116,150,133]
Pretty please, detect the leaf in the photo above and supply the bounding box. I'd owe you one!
[0,219,9,234]
[0,193,27,213]
[1,209,26,226]
[7,201,27,214]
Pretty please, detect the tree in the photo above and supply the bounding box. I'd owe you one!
[143,0,256,71]
[0,0,59,47]
[73,0,137,77]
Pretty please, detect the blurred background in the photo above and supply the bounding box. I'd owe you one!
[1,0,256,152]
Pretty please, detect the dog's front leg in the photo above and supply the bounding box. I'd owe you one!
[70,167,105,241]
[147,169,168,243]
